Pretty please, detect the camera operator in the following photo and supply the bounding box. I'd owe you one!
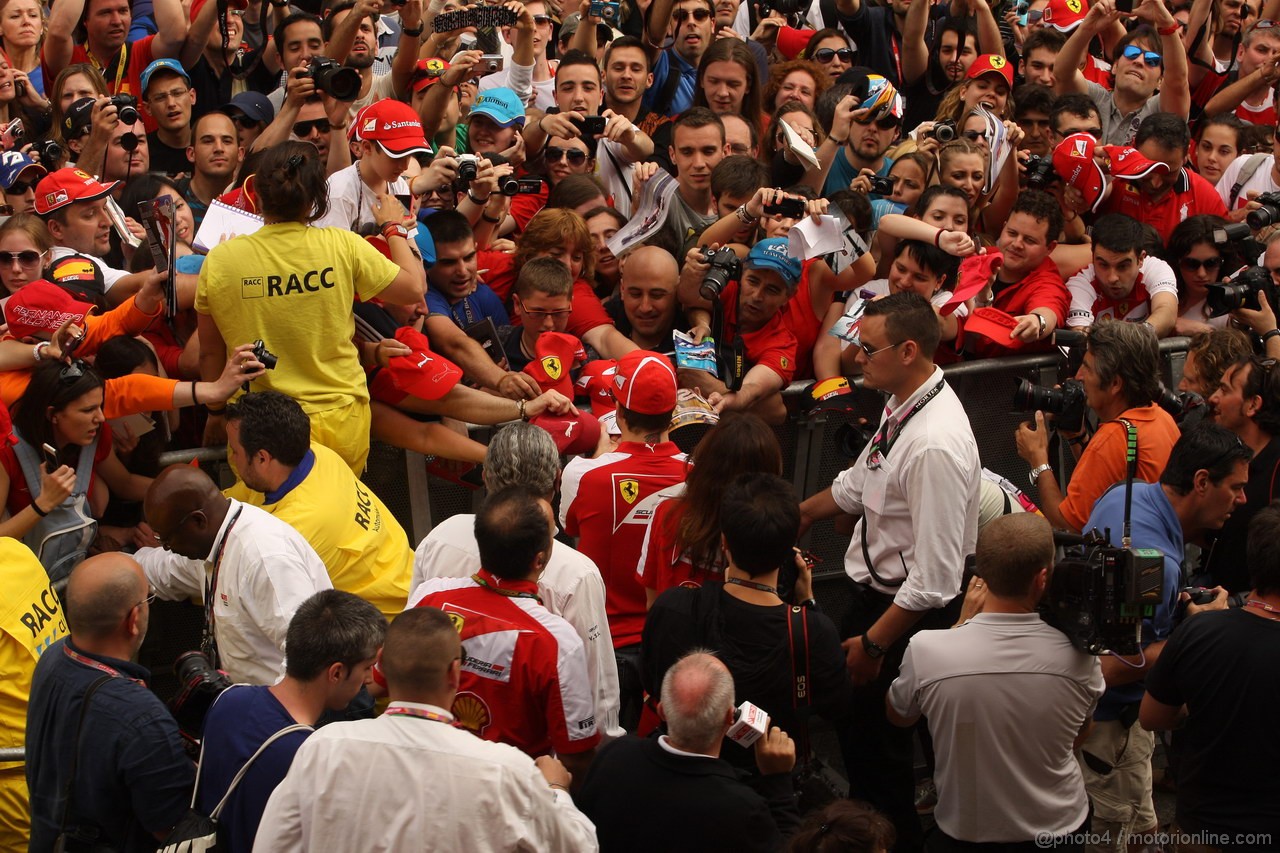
[1064,213,1179,337]
[1140,502,1280,844]
[798,291,981,850]
[1198,354,1280,593]
[887,514,1104,849]
[1079,423,1251,852]
[25,554,194,852]
[1224,235,1280,362]
[677,237,800,425]
[1016,320,1181,533]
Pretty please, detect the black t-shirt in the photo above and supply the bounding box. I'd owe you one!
[1145,608,1280,841]
[1201,436,1280,593]
[146,132,190,177]
[641,584,851,773]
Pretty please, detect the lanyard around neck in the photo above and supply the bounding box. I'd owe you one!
[471,572,542,603]
[63,644,144,687]
[866,379,944,468]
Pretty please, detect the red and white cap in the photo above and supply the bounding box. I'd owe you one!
[356,100,431,157]
[1052,132,1109,213]
[33,168,118,215]
[612,350,677,415]
[3,280,95,339]
[1102,144,1169,180]
[1041,0,1089,33]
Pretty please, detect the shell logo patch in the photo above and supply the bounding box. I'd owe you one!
[452,691,491,735]
[619,479,639,504]
[542,355,562,380]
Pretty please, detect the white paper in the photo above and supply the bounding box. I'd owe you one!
[605,169,678,259]
[779,119,821,172]
[108,412,155,443]
[194,199,266,253]
[787,215,843,260]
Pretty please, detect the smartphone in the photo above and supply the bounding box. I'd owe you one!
[1115,0,1134,11]
[41,442,59,471]
[572,115,608,137]
[394,193,412,210]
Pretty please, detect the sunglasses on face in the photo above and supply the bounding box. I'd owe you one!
[1121,45,1163,68]
[961,130,986,142]
[1060,126,1103,138]
[293,118,331,136]
[5,179,36,194]
[673,7,712,22]
[545,145,588,165]
[1180,256,1223,272]
[812,47,854,63]
[230,114,261,130]
[854,114,900,131]
[1028,9,1043,22]
[532,14,553,25]
[0,250,41,265]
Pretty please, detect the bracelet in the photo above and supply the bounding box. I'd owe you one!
[734,204,759,225]
[467,190,492,205]
[481,212,502,223]
[830,137,847,146]
[190,380,199,406]
[518,399,528,421]
[1035,312,1046,337]
[401,24,425,37]
[31,500,48,517]
[330,120,348,130]
[1157,22,1181,35]
[32,341,48,362]
[934,229,946,248]
[1262,328,1280,343]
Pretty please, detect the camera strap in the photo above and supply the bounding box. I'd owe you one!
[1226,153,1268,210]
[786,604,813,764]
[55,674,113,845]
[202,505,245,671]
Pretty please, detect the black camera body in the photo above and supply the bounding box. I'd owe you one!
[1205,265,1278,317]
[868,175,897,196]
[1040,531,1164,655]
[1246,191,1280,230]
[571,115,607,138]
[1156,387,1206,429]
[252,339,278,370]
[930,120,957,143]
[1025,155,1058,189]
[34,139,63,168]
[307,56,361,102]
[168,651,232,741]
[699,246,743,301]
[108,94,138,126]
[1012,377,1088,434]
[763,196,806,218]
[456,153,480,182]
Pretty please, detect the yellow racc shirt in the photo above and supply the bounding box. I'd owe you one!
[226,443,413,621]
[196,222,399,413]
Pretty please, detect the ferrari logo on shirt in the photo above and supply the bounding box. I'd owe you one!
[452,691,491,735]
[780,356,790,369]
[542,356,562,380]
[448,612,465,635]
[619,479,639,504]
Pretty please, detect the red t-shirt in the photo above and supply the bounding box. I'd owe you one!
[477,251,614,338]
[1084,55,1112,90]
[42,37,158,131]
[1102,169,1228,242]
[959,256,1069,359]
[409,570,601,757]
[1192,70,1278,126]
[779,260,822,381]
[0,431,112,516]
[507,185,549,233]
[722,280,799,384]
[560,441,688,648]
[636,495,724,595]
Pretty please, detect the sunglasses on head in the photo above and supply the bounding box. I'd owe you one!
[812,47,854,63]
[293,118,331,137]
[1121,45,1162,67]
[0,250,41,265]
[1180,256,1223,272]
[545,145,587,165]
[854,113,900,131]
[5,179,36,194]
[673,7,712,22]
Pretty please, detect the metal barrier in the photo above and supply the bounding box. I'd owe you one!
[0,747,20,762]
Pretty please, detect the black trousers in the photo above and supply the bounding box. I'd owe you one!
[838,581,961,853]
[925,812,1090,853]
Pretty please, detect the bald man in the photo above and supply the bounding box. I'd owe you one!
[609,246,683,352]
[25,554,194,852]
[577,651,800,851]
[254,607,599,851]
[133,464,332,684]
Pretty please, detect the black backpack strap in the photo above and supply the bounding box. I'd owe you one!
[57,675,113,838]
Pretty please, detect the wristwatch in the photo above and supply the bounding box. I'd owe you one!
[860,633,886,659]
[1029,462,1052,486]
[380,222,409,240]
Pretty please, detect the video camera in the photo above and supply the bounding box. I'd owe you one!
[1041,530,1164,655]
[1012,377,1087,434]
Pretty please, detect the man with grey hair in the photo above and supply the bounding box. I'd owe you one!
[577,650,799,851]
[411,422,621,737]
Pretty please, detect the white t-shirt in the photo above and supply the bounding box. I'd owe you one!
[49,246,127,291]
[1065,255,1178,328]
[1216,153,1279,211]
[315,162,412,236]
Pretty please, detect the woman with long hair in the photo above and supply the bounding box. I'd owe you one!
[197,141,426,475]
[0,212,51,299]
[803,28,854,80]
[0,0,45,94]
[1164,214,1236,335]
[694,39,764,141]
[638,412,785,604]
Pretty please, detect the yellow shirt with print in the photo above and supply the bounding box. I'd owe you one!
[196,222,399,413]
[0,538,67,847]
[225,443,413,620]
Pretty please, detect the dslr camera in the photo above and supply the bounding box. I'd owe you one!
[1041,530,1164,655]
[1156,386,1206,429]
[1025,155,1058,189]
[307,56,361,101]
[168,650,232,742]
[699,246,743,300]
[1205,265,1278,317]
[1246,191,1280,230]
[1012,377,1088,434]
[108,94,139,126]
[251,339,278,370]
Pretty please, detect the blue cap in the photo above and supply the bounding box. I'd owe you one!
[414,221,436,266]
[469,88,527,129]
[0,151,45,191]
[140,59,191,96]
[224,91,274,125]
[744,238,802,287]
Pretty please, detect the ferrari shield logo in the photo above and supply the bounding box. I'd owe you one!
[619,479,640,504]
[542,356,562,380]
[989,55,1006,69]
[1067,0,1082,11]
[447,612,465,634]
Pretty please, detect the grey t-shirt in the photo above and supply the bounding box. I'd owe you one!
[1085,81,1162,147]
